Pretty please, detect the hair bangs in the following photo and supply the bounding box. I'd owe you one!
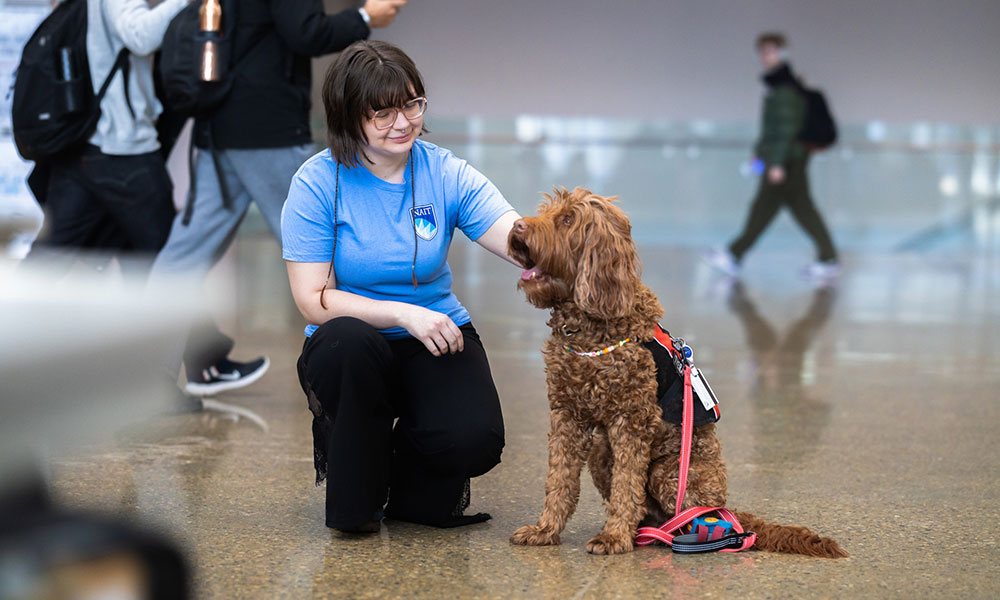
[363,63,424,113]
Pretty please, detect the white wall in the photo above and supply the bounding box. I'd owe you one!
[323,0,1000,124]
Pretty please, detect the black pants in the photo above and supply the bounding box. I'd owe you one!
[728,158,837,263]
[296,317,505,529]
[24,145,175,278]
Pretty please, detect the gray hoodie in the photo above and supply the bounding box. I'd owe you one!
[85,0,187,155]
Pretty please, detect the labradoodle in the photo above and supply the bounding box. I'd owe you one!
[507,187,847,558]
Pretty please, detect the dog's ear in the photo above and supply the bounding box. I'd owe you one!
[573,200,640,318]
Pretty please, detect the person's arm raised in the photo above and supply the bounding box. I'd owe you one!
[271,0,370,57]
[286,261,464,356]
[474,210,523,267]
[104,0,189,56]
[363,0,408,28]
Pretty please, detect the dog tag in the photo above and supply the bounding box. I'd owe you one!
[690,367,719,412]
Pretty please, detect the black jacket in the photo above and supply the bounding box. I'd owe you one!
[754,62,807,166]
[194,0,370,150]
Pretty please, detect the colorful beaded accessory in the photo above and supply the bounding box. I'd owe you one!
[563,337,632,357]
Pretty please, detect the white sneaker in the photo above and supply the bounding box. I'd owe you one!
[802,261,841,282]
[702,248,742,277]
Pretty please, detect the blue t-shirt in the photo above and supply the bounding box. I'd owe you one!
[281,139,514,338]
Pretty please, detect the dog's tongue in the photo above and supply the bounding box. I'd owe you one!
[521,265,542,281]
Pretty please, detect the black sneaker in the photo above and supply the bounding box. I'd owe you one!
[184,356,270,396]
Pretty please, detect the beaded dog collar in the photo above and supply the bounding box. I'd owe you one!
[563,337,632,357]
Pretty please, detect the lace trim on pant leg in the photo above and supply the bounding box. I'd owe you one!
[451,478,471,517]
[304,384,329,486]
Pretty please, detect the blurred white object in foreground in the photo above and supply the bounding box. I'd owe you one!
[0,260,210,484]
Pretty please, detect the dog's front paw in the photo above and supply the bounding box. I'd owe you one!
[586,532,634,555]
[510,524,560,546]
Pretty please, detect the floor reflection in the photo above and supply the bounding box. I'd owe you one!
[641,552,757,600]
[34,239,1000,598]
[726,281,835,484]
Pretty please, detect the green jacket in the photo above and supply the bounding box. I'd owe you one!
[754,64,807,167]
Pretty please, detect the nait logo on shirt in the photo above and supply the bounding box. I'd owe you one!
[411,204,438,241]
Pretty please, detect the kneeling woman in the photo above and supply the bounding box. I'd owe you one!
[281,41,520,532]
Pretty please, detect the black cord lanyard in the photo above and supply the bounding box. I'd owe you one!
[408,151,417,289]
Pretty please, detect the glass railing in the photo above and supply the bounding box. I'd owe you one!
[417,116,1000,253]
[8,114,996,257]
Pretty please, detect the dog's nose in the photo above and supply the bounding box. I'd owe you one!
[512,219,528,234]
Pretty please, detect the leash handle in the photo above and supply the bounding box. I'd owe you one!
[671,531,757,553]
[636,506,757,552]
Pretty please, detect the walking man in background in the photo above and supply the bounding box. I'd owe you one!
[151,0,406,405]
[705,32,839,282]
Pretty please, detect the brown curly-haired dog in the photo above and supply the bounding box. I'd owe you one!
[507,187,847,558]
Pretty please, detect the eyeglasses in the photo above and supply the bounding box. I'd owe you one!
[370,97,427,130]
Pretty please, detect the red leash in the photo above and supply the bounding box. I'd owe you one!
[674,365,694,517]
[636,333,756,552]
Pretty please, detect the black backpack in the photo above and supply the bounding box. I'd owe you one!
[795,85,837,150]
[158,0,256,119]
[11,0,132,163]
[157,0,271,225]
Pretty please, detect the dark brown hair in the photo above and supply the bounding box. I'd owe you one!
[755,32,788,50]
[321,40,426,168]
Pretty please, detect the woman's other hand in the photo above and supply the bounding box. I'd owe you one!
[398,305,465,356]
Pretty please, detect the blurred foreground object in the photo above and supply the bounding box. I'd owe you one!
[0,260,207,600]
[0,261,205,465]
[0,477,189,600]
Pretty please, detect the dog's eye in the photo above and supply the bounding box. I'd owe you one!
[560,214,573,227]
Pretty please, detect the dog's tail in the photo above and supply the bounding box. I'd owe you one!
[732,511,848,558]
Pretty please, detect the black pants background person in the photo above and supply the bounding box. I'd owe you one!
[728,156,837,267]
[26,147,175,278]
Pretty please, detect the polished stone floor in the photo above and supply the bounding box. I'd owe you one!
[42,235,1000,599]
